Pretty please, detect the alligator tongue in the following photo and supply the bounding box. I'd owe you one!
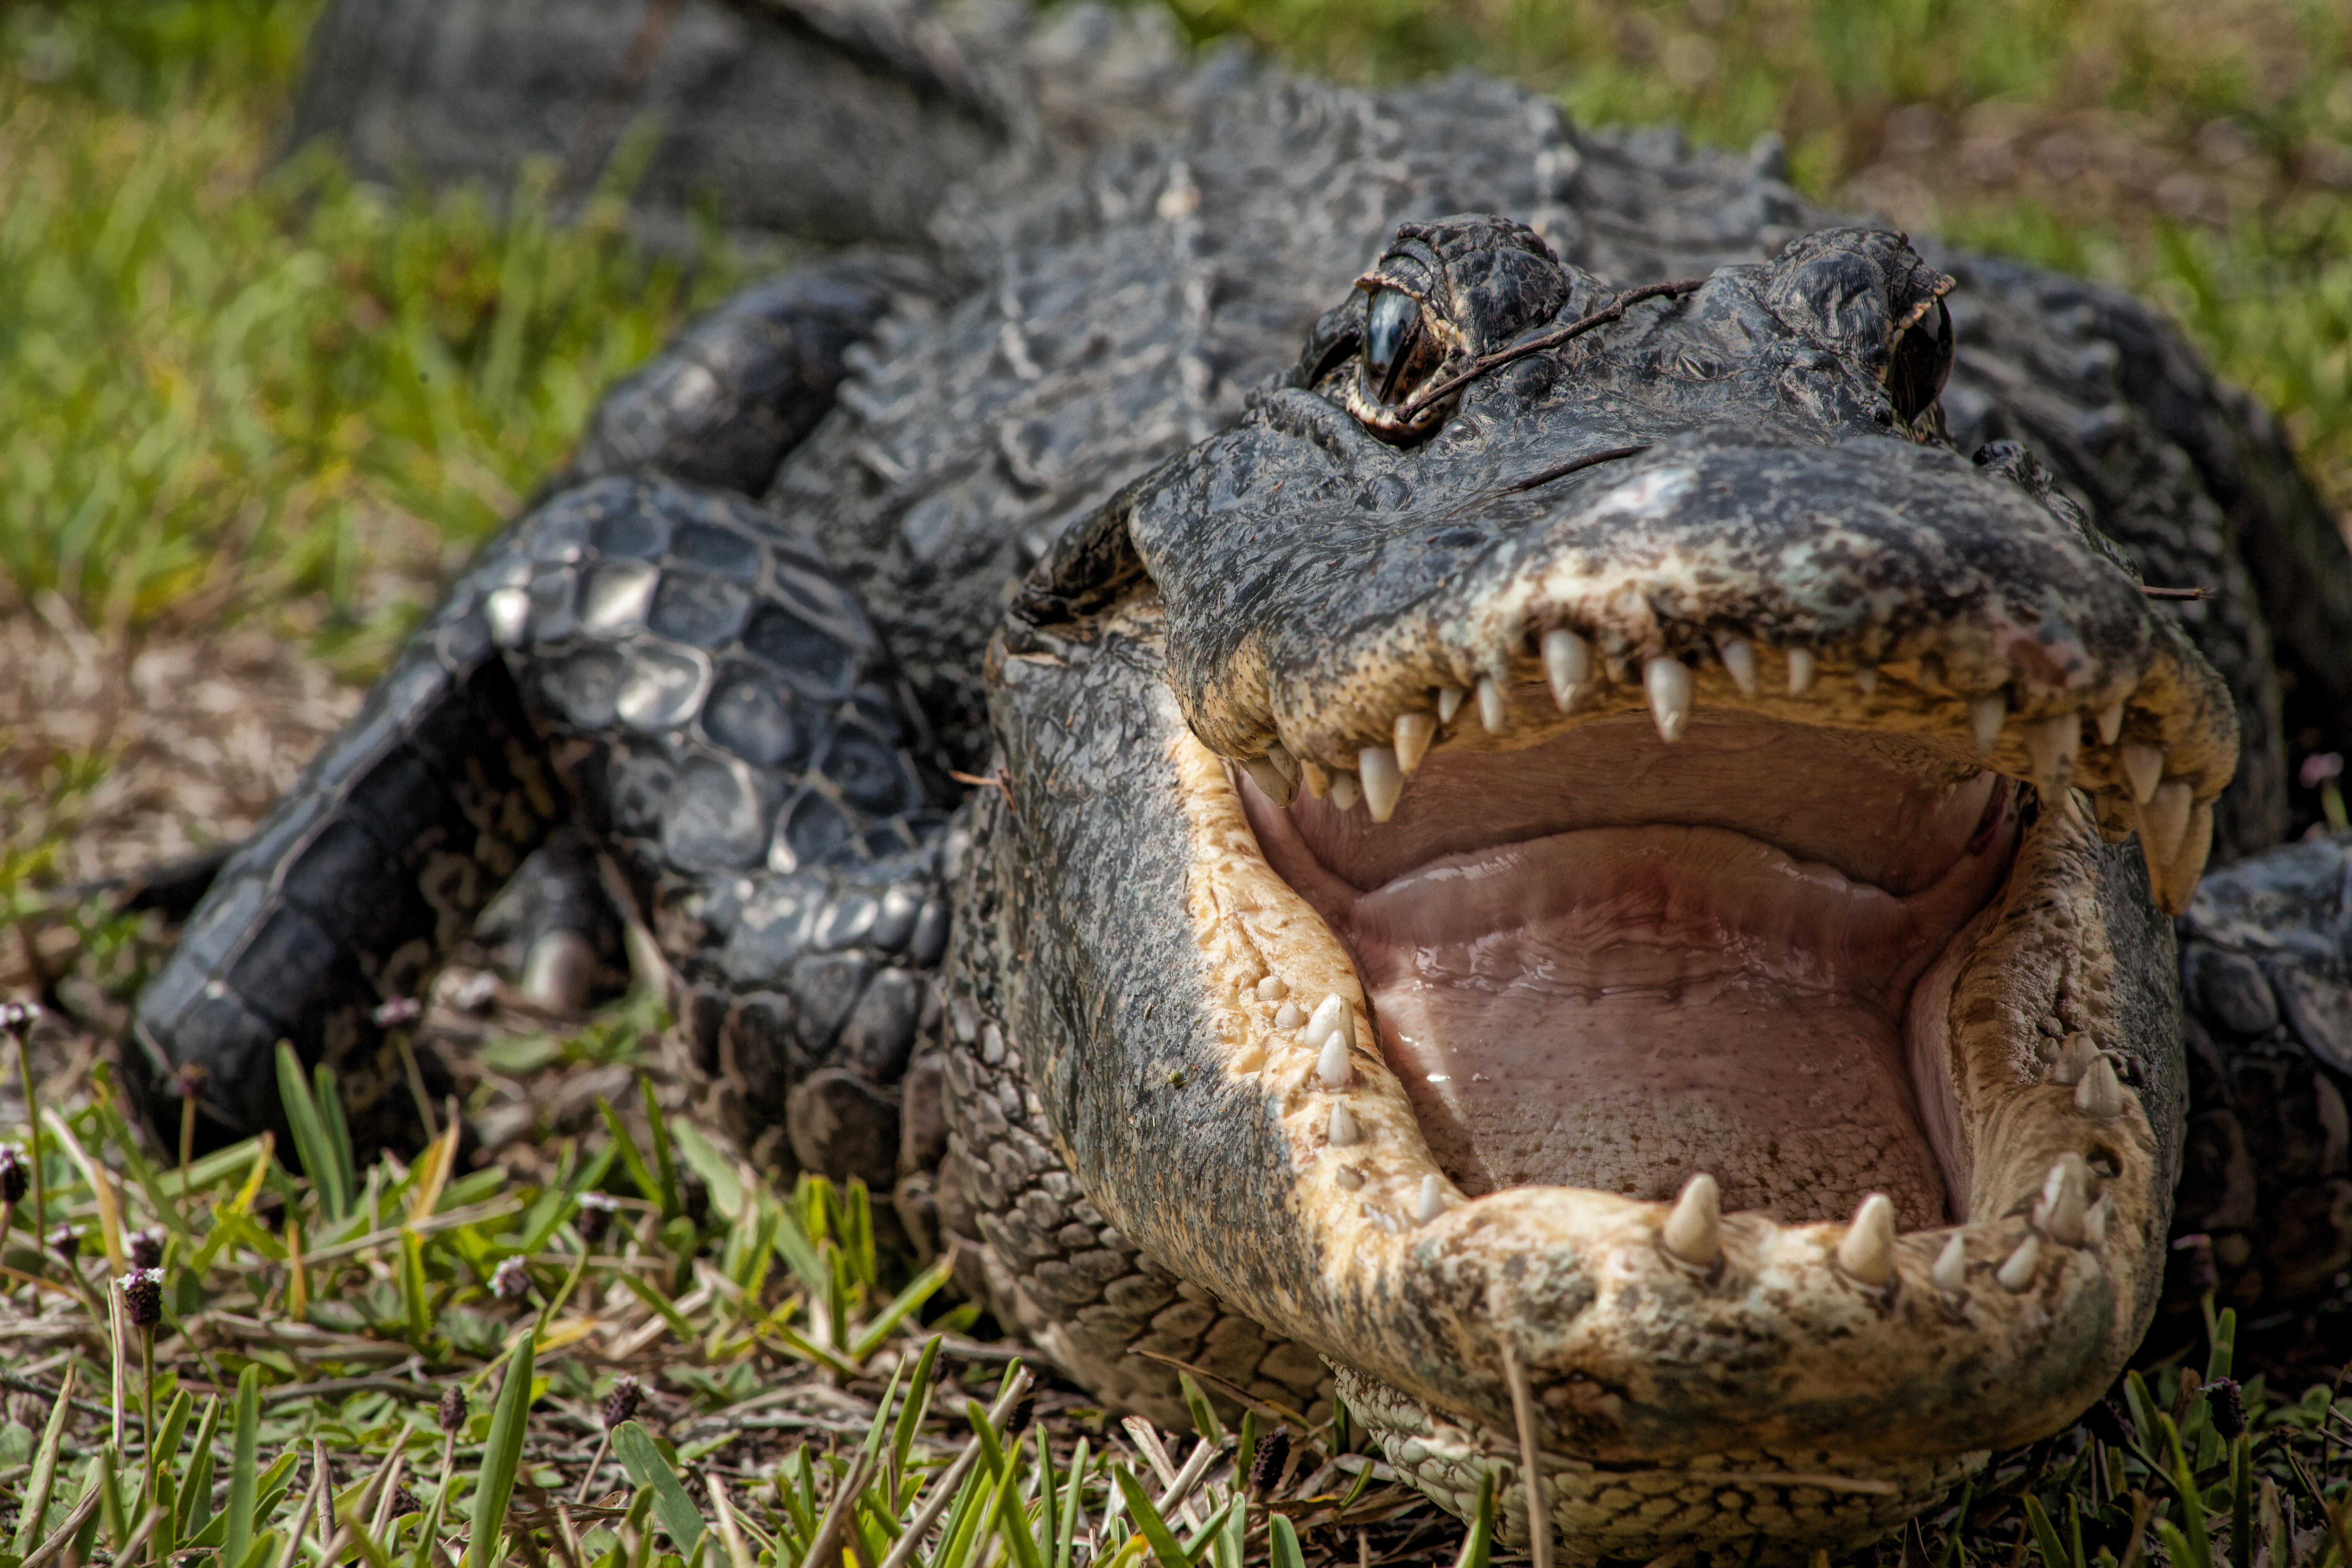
[1243,717,2020,1228]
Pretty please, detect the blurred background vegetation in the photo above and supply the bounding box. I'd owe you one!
[1,0,2348,676]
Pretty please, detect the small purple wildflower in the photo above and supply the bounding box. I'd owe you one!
[490,1256,530,1301]
[118,1268,165,1328]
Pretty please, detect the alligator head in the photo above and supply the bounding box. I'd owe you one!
[970,219,2239,1562]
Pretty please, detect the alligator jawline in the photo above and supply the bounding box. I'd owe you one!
[1145,631,2167,1465]
[1240,712,2023,1227]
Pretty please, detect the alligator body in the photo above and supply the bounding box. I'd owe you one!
[136,3,2352,1560]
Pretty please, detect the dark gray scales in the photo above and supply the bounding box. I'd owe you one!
[139,0,2352,1384]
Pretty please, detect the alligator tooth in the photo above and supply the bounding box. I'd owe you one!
[1996,1233,2042,1292]
[2074,1056,2125,1121]
[1476,674,1508,732]
[1239,754,1297,807]
[1855,665,1879,695]
[1660,1172,1721,1269]
[1932,1233,1968,1294]
[1787,648,1817,695]
[1415,1174,1445,1224]
[1436,685,1465,723]
[1306,993,1352,1054]
[1336,1166,1364,1191]
[1316,1035,1353,1091]
[1970,692,2007,755]
[1542,628,1589,709]
[1258,975,1289,1002]
[2050,1032,2099,1087]
[1327,1102,1360,1147]
[1330,772,1362,812]
[2120,744,2164,805]
[2084,1194,2113,1245]
[1359,747,1403,820]
[1836,1194,1896,1288]
[2024,713,2080,800]
[2096,701,2125,745]
[2167,800,2215,896]
[1645,658,1692,743]
[1393,714,1436,775]
[2138,779,2192,866]
[1274,1000,1305,1029]
[1301,761,1330,799]
[2039,1154,2093,1245]
[1716,636,1759,696]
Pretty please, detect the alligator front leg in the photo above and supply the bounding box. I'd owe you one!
[135,260,947,1174]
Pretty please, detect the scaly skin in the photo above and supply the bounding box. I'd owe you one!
[136,10,2352,1561]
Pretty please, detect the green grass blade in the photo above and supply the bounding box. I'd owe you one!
[637,1075,682,1220]
[178,1396,220,1540]
[850,1248,959,1363]
[468,1331,536,1568]
[1270,1514,1306,1568]
[2024,1495,2068,1568]
[1177,1373,1225,1446]
[1449,1469,1495,1568]
[1055,1438,1089,1568]
[769,1201,829,1300]
[2156,1414,2214,1568]
[892,1336,944,1486]
[1111,1466,1189,1568]
[150,1388,193,1479]
[613,1419,708,1556]
[314,1060,356,1211]
[276,1041,348,1219]
[994,1456,1046,1568]
[97,1443,128,1551]
[1034,1424,1059,1562]
[151,1469,180,1568]
[230,1528,282,1568]
[966,1400,1007,1481]
[2206,1308,2236,1383]
[11,1366,75,1552]
[2230,1433,2253,1568]
[596,1096,664,1211]
[616,1272,696,1341]
[224,1364,261,1568]
[1177,1498,1238,1563]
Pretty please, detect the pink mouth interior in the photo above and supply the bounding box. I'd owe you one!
[1242,716,2021,1228]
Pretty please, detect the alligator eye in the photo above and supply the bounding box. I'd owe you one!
[1364,288,1426,403]
[1886,299,1954,424]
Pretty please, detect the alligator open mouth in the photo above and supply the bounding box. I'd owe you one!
[1242,715,2020,1227]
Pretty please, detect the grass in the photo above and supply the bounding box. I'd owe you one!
[0,0,756,676]
[0,1008,2349,1568]
[3,3,2352,1566]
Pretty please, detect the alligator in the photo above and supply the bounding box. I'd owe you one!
[129,2,2352,1561]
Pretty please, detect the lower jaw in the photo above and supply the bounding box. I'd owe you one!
[1338,1364,1987,1568]
[1157,724,2174,1558]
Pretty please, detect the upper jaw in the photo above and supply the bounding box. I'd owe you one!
[1132,426,2235,913]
